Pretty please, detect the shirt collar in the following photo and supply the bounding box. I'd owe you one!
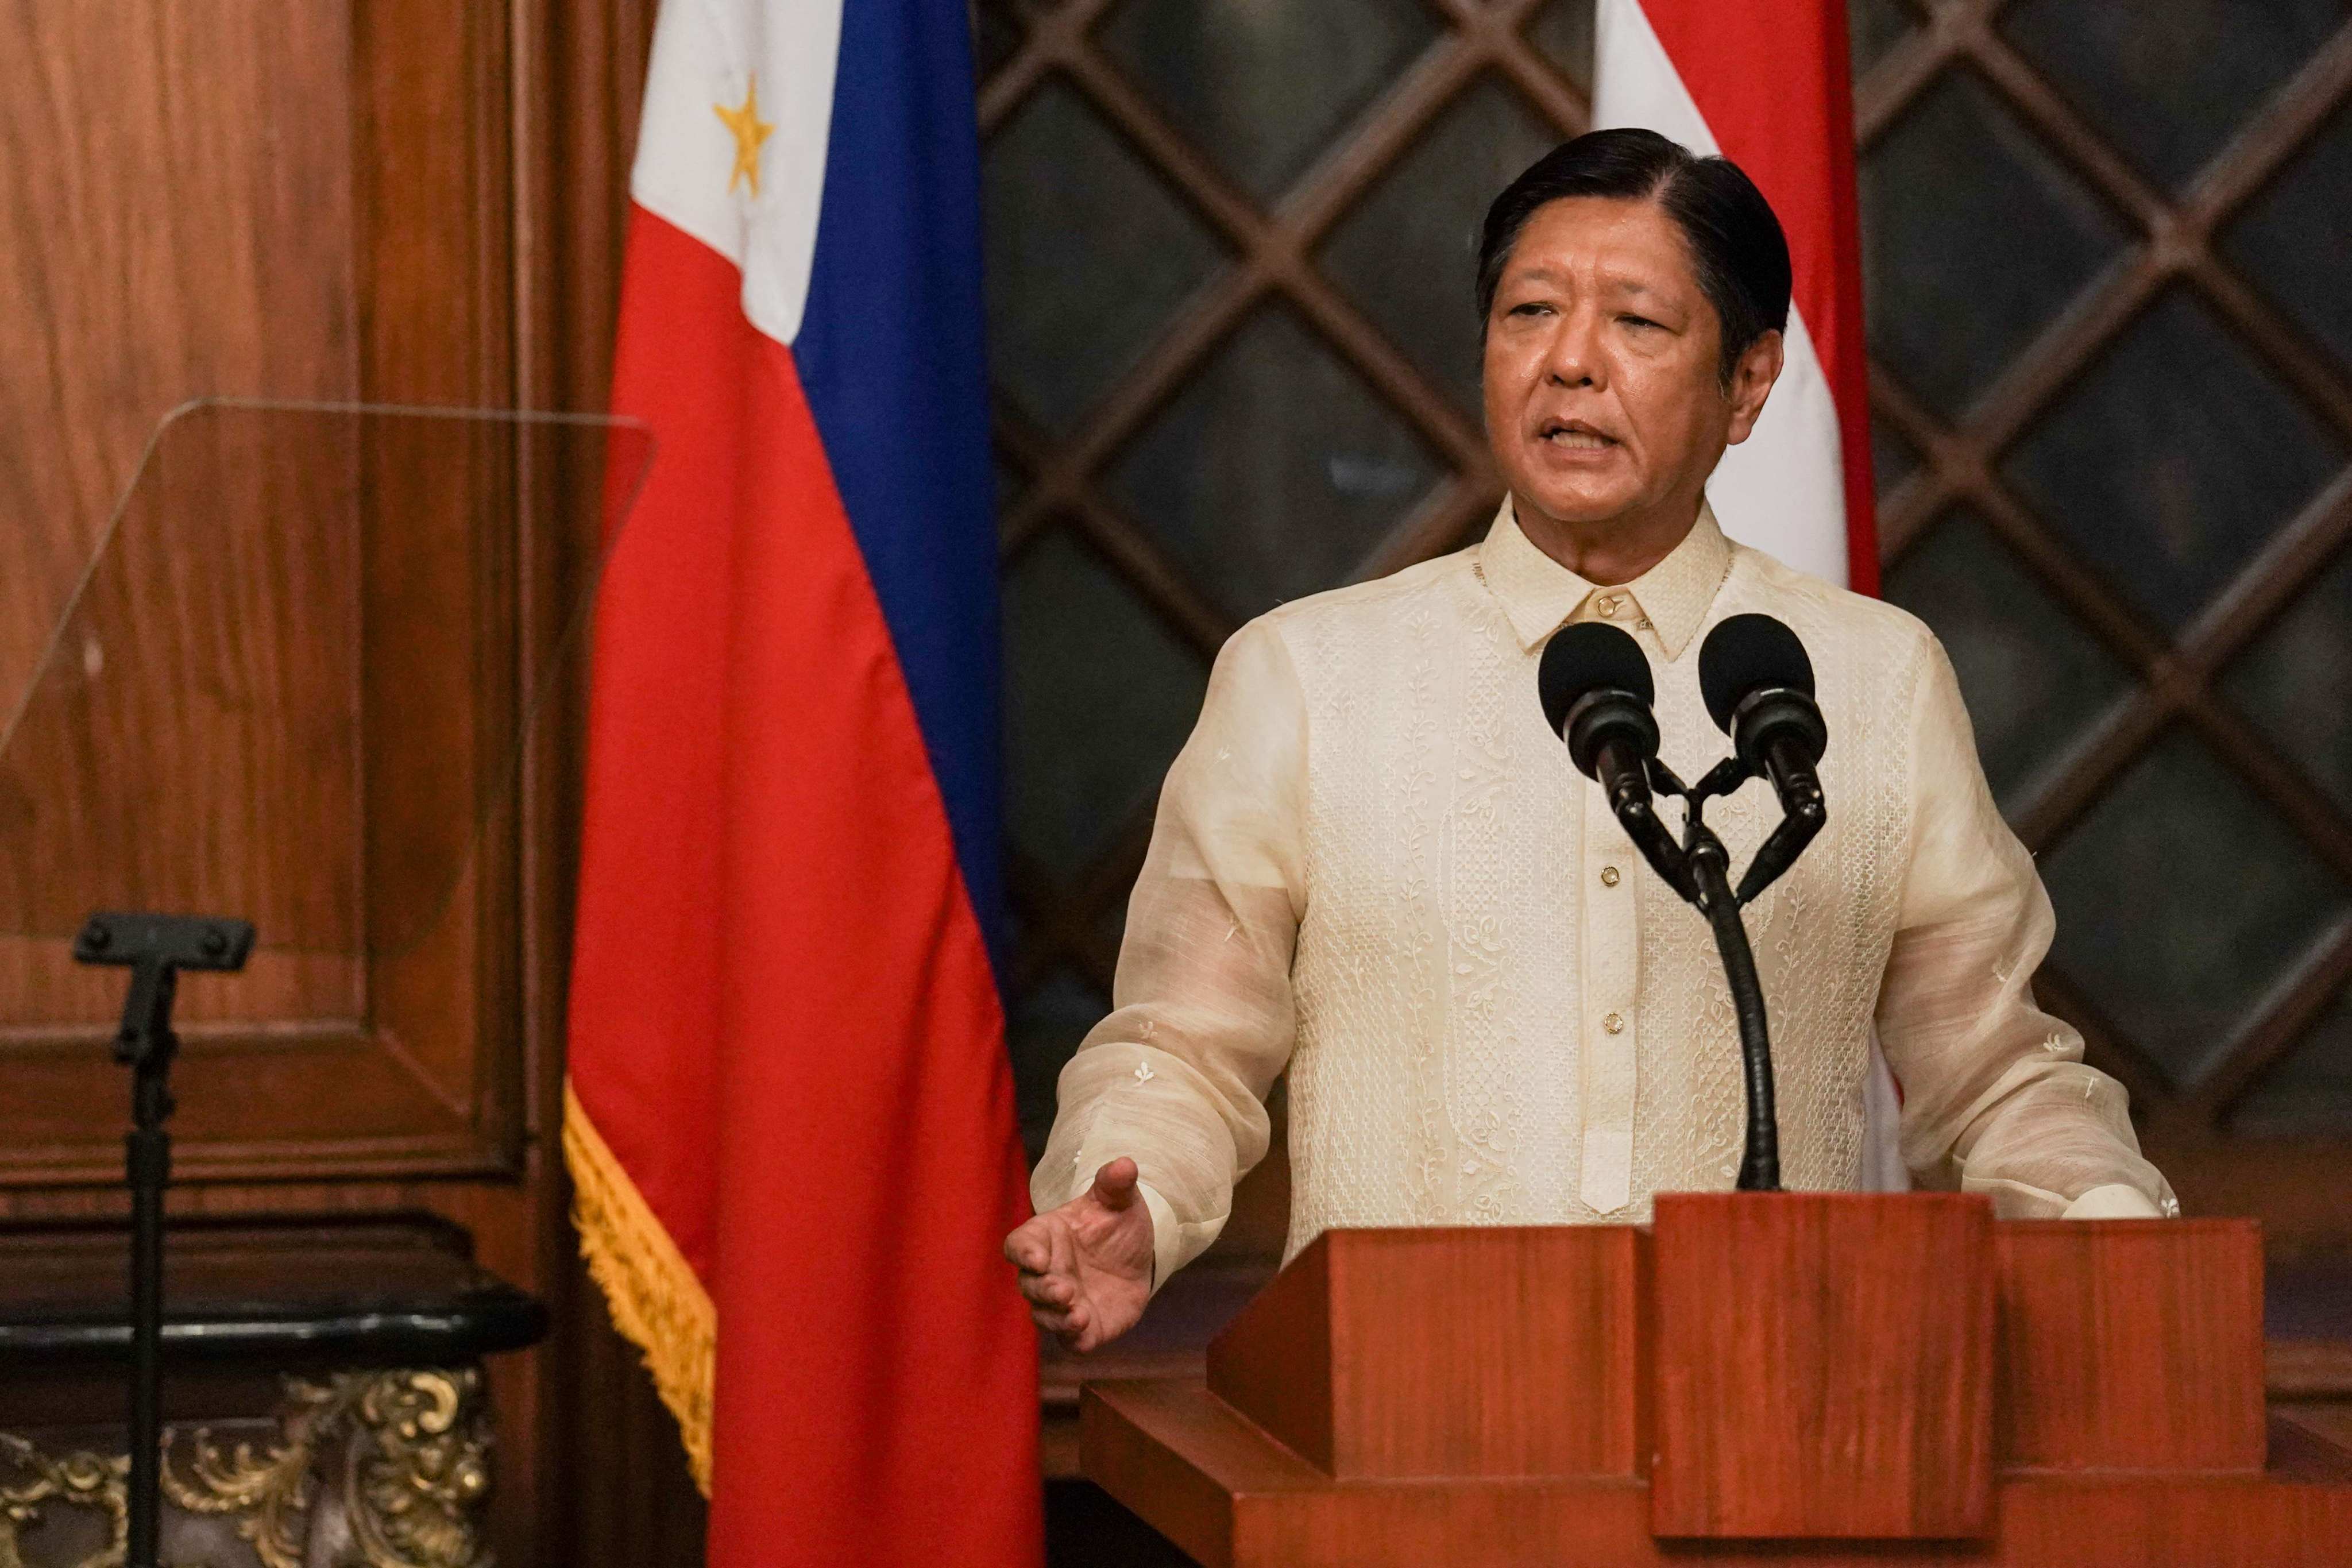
[1476,495,1733,661]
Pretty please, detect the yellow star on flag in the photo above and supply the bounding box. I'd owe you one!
[715,76,775,196]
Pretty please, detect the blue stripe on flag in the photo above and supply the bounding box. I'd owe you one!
[794,0,1005,975]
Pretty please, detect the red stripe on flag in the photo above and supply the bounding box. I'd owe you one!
[571,206,750,1283]
[710,314,1040,1568]
[571,207,1041,1564]
[1639,0,1879,593]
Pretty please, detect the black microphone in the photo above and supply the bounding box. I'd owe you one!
[1540,622,1657,805]
[1538,623,1695,902]
[1699,613,1829,903]
[1699,613,1828,811]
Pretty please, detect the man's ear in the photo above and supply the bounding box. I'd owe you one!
[1724,328,1785,446]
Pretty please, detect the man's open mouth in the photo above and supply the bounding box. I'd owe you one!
[1538,419,1617,449]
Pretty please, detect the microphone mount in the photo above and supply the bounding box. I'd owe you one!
[1629,751,1790,1192]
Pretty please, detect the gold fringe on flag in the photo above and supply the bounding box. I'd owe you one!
[563,1080,717,1496]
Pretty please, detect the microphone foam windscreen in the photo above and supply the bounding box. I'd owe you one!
[1539,621,1654,738]
[1699,613,1815,732]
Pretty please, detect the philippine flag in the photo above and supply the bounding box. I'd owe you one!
[1593,0,1908,1185]
[562,1,1043,1564]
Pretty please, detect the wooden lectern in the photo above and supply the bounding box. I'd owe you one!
[1082,1194,2352,1566]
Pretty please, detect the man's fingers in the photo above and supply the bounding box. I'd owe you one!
[1058,1303,1092,1346]
[1046,1211,1081,1278]
[1017,1272,1075,1310]
[1002,1221,1052,1273]
[1089,1156,1140,1210]
[1063,1309,1109,1354]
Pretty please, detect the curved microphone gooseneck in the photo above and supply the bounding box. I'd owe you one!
[1682,826,1780,1192]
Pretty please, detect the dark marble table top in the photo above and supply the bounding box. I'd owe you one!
[0,1216,546,1368]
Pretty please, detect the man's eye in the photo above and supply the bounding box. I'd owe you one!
[1620,314,1660,330]
[1510,302,1551,317]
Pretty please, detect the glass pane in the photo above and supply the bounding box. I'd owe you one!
[2223,103,2352,373]
[1320,76,1566,421]
[2002,288,2348,633]
[1109,304,1444,625]
[2223,545,2352,815]
[1098,0,1440,201]
[2000,0,2347,193]
[1882,508,2132,812]
[2041,731,2351,1090]
[1009,967,1113,1157]
[1848,0,1920,77]
[1003,529,1208,882]
[1859,69,2131,420]
[1527,0,1596,95]
[2230,982,2352,1137]
[984,80,1231,434]
[0,403,651,957]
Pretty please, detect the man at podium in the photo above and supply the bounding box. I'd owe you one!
[1007,130,2174,1355]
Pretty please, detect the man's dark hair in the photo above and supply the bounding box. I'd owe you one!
[1475,128,1791,387]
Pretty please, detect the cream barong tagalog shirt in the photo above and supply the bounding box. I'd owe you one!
[1035,501,2176,1289]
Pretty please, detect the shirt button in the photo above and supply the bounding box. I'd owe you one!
[1600,865,1621,887]
[1597,593,1623,618]
[1636,617,1654,632]
[1604,1011,1625,1035]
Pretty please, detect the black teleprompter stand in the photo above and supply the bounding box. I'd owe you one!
[72,912,255,1568]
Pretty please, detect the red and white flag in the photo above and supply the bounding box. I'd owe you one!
[1594,0,1876,593]
[1593,0,1907,1185]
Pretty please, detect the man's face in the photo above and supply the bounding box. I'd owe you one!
[1481,195,1776,532]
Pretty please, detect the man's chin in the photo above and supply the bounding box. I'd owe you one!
[1512,481,1640,531]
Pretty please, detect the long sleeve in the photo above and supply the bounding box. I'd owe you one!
[1873,635,2177,1219]
[1031,617,1309,1287]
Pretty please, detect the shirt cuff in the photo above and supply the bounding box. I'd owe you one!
[1135,1179,1182,1297]
[2061,1183,2166,1219]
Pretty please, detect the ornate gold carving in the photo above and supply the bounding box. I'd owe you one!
[160,1390,319,1568]
[1,1368,490,1568]
[343,1373,489,1568]
[0,1435,128,1568]
[158,1369,492,1568]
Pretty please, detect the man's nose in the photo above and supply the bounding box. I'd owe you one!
[1544,310,1604,388]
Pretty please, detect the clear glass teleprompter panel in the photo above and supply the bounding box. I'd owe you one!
[0,401,652,957]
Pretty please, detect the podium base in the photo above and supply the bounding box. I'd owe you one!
[1080,1200,2352,1566]
[1086,1380,2352,1568]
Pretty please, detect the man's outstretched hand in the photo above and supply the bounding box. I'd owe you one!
[1004,1157,1155,1353]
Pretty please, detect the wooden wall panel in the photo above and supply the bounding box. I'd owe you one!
[0,1,358,704]
[0,1,361,1055]
[0,2,631,1562]
[0,0,527,1186]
